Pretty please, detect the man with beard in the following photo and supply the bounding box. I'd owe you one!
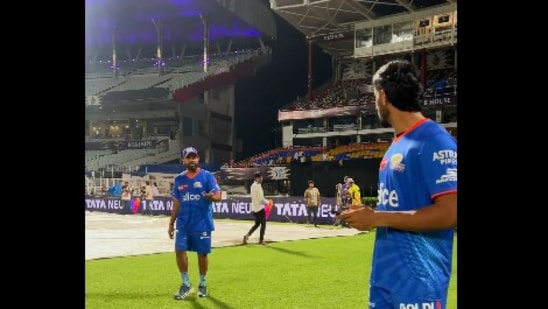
[338,60,457,309]
[169,147,222,300]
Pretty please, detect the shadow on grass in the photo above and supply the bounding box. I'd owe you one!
[173,294,236,309]
[261,244,316,257]
[86,292,171,299]
[86,292,236,309]
[188,295,236,309]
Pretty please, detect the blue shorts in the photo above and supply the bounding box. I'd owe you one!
[369,285,447,309]
[175,229,212,255]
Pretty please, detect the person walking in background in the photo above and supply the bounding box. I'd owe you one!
[335,182,343,213]
[334,181,349,227]
[304,180,321,227]
[169,147,222,300]
[121,181,132,214]
[152,182,160,196]
[341,176,351,206]
[139,181,154,215]
[138,185,147,213]
[346,178,361,205]
[243,171,269,245]
[338,60,457,309]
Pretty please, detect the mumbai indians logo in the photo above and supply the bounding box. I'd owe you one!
[390,153,405,172]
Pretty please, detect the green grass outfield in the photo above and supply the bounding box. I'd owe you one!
[86,232,457,309]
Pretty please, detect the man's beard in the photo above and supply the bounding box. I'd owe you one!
[186,163,198,172]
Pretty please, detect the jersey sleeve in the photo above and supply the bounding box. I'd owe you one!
[171,176,180,199]
[206,172,221,193]
[419,132,457,199]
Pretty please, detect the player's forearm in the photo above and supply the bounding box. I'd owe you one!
[170,201,180,225]
[374,203,456,231]
[210,192,222,202]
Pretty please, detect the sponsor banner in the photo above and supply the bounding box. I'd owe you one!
[126,140,156,149]
[422,95,456,106]
[219,166,291,181]
[316,30,355,42]
[85,139,159,150]
[84,196,341,225]
[278,104,376,121]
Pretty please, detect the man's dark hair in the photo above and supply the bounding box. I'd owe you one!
[372,60,423,112]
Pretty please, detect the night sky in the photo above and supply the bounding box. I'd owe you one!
[234,5,332,160]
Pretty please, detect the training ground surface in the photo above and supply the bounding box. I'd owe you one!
[85,211,361,260]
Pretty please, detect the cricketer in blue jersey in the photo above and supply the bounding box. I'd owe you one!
[339,60,457,309]
[168,147,222,300]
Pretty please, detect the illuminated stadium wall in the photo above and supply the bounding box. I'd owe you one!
[176,84,236,165]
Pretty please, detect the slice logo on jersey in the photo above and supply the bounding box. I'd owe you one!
[379,159,388,170]
[399,301,441,309]
[377,183,399,208]
[432,149,457,165]
[193,181,203,188]
[178,184,189,190]
[182,192,202,202]
[390,153,405,172]
[435,168,457,184]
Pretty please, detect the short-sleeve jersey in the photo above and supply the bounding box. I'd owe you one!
[347,184,361,205]
[171,168,221,231]
[371,118,457,297]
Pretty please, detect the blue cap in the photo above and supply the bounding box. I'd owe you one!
[182,147,198,158]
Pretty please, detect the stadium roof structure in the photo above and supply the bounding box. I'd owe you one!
[269,0,457,58]
[86,0,277,57]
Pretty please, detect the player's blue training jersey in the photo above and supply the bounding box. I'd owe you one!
[172,168,221,232]
[371,118,457,298]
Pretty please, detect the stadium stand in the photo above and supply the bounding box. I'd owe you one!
[85,0,457,198]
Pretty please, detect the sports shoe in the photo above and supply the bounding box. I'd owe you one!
[198,285,208,297]
[242,234,249,245]
[174,284,193,300]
